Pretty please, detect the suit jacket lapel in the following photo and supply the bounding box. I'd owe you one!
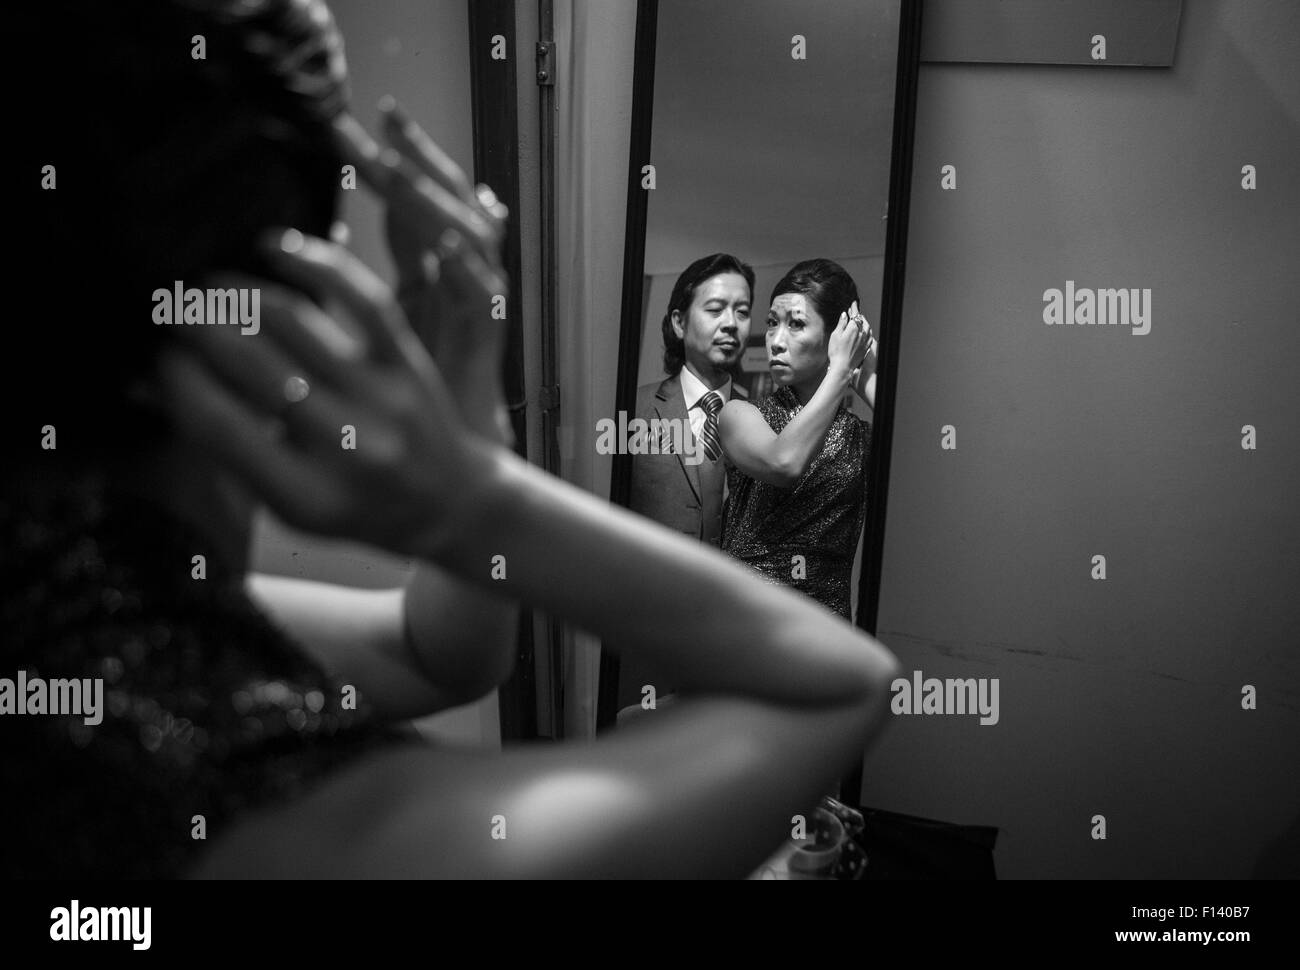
[655,373,702,505]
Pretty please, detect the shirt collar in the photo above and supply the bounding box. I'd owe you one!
[679,366,732,410]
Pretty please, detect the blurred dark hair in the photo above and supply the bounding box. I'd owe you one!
[12,0,349,464]
[769,259,860,342]
[660,254,755,375]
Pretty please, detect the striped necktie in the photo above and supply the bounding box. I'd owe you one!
[698,390,724,462]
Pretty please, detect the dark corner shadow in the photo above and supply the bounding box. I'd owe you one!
[1251,810,1300,879]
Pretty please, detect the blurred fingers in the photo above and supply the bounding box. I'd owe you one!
[378,98,483,217]
[379,98,508,239]
[439,240,509,312]
[259,230,407,364]
[334,110,498,263]
[385,160,500,265]
[155,349,322,513]
[203,273,367,387]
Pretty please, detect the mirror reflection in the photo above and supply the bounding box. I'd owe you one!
[613,0,902,718]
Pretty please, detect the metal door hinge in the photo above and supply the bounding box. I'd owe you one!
[535,41,555,86]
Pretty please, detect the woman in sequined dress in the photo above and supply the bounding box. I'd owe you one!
[3,0,897,878]
[719,260,877,619]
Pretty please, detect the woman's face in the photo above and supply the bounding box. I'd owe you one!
[766,292,829,390]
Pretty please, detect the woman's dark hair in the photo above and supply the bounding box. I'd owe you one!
[13,0,349,462]
[660,253,755,375]
[769,258,860,342]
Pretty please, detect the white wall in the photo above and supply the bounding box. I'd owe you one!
[862,0,1300,877]
[644,0,898,274]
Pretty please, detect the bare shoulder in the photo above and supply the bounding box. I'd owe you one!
[721,396,758,416]
[719,397,762,427]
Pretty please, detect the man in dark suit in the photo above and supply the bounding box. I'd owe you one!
[628,253,755,542]
[618,253,755,714]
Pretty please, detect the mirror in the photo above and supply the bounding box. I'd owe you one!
[598,0,921,756]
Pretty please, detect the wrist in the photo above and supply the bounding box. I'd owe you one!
[442,384,512,445]
[458,401,513,444]
[825,362,853,388]
[412,438,516,566]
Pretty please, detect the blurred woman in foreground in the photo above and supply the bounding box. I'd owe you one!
[2,0,897,879]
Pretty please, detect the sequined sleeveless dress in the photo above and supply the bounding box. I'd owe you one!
[0,474,407,878]
[722,387,870,619]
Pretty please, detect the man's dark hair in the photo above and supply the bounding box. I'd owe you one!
[769,258,860,341]
[660,253,755,375]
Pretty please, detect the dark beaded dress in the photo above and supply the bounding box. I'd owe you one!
[722,387,870,619]
[0,475,406,878]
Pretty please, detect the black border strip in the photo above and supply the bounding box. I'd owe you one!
[468,0,538,742]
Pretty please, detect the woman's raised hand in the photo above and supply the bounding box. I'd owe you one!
[827,301,872,378]
[848,301,876,358]
[155,227,493,561]
[333,102,514,445]
[154,105,522,559]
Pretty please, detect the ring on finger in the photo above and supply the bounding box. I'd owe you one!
[264,376,310,442]
[283,375,311,404]
[435,228,465,263]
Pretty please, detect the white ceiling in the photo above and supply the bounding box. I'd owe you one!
[644,0,902,275]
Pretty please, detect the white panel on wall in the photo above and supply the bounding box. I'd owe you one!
[922,0,1183,66]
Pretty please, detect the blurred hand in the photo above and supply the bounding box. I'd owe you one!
[156,230,492,559]
[333,102,513,445]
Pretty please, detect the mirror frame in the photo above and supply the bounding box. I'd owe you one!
[468,0,540,742]
[596,0,924,783]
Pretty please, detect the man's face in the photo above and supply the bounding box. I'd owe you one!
[672,272,752,375]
